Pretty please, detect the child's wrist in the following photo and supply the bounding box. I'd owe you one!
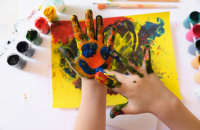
[150,93,180,119]
[81,78,107,91]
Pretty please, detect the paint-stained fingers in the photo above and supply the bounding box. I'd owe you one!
[59,46,75,66]
[95,70,129,95]
[110,102,138,118]
[142,45,154,74]
[107,27,116,49]
[110,102,128,118]
[110,50,144,77]
[85,9,95,40]
[70,15,85,41]
[96,15,104,42]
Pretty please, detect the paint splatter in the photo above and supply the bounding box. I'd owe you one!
[133,80,136,83]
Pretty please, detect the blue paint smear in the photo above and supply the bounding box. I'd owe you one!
[145,17,165,44]
[96,67,104,73]
[100,46,111,60]
[81,42,97,58]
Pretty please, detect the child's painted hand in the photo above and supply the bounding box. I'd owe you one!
[95,46,175,118]
[59,9,116,79]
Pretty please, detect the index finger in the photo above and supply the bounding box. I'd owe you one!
[71,15,85,41]
[142,45,154,74]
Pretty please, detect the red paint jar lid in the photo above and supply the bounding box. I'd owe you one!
[35,17,47,29]
[193,24,200,37]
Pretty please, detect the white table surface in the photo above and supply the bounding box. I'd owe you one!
[1,0,200,130]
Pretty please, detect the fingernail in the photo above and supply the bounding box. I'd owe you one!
[110,103,128,118]
[95,72,121,89]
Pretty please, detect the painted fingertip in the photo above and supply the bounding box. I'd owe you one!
[96,15,103,20]
[85,9,93,15]
[144,48,154,74]
[111,26,116,31]
[95,72,121,89]
[143,44,150,48]
[70,15,77,21]
[110,103,128,118]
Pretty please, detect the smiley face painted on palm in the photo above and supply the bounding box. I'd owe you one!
[59,9,116,78]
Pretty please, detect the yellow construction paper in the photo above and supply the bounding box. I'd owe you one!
[51,12,182,108]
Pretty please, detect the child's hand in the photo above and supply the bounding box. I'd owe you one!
[59,9,116,79]
[95,47,176,118]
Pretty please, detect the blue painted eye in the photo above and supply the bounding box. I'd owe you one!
[100,46,111,60]
[81,42,97,58]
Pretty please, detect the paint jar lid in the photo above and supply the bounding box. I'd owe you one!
[26,29,38,42]
[52,0,64,7]
[7,54,20,66]
[35,17,48,29]
[17,41,29,53]
[190,11,200,23]
[195,39,200,51]
[193,25,200,37]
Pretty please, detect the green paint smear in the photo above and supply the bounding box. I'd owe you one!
[106,74,121,89]
[145,59,154,74]
[133,80,136,83]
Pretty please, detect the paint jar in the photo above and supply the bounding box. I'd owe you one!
[186,24,200,42]
[43,5,58,23]
[17,41,35,57]
[7,54,26,69]
[183,11,200,29]
[35,17,50,34]
[195,38,200,51]
[26,29,43,46]
[52,0,66,13]
[188,43,196,56]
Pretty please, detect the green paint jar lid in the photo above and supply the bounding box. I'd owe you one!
[26,29,38,42]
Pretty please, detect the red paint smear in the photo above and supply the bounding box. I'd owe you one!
[51,17,129,45]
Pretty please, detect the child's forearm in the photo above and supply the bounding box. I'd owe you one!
[152,95,200,130]
[74,78,107,130]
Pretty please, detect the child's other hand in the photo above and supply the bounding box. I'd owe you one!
[95,46,177,118]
